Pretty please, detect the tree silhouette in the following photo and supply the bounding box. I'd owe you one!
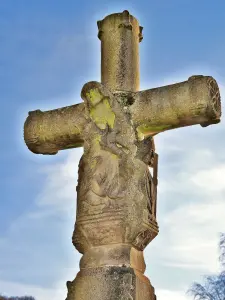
[219,233,225,270]
[187,233,225,300]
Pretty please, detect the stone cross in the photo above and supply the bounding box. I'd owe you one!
[24,10,221,300]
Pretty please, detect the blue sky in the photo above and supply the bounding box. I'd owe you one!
[1,0,225,299]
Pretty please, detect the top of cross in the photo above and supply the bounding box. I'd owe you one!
[97,10,143,92]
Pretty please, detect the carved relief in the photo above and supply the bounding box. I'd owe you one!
[77,152,127,215]
[207,76,221,116]
[135,136,155,167]
[76,82,137,216]
[132,229,155,251]
[135,136,158,222]
[73,81,158,251]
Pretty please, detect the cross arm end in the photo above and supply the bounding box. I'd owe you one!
[129,75,221,139]
[24,103,87,155]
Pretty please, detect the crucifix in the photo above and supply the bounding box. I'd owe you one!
[24,10,221,300]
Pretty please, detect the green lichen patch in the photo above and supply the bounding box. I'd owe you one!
[90,98,115,129]
[86,88,103,106]
[93,134,101,146]
[111,153,118,160]
[137,123,172,140]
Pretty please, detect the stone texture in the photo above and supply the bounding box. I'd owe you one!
[23,10,222,300]
[97,10,142,92]
[66,266,156,300]
[24,103,87,154]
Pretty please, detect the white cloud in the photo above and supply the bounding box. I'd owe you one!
[191,165,225,192]
[161,198,225,272]
[0,149,83,297]
[146,88,225,275]
[32,148,83,215]
[156,288,190,300]
[143,81,225,295]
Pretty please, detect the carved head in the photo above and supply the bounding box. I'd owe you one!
[81,82,116,130]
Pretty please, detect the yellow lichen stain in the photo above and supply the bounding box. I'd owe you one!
[93,135,101,147]
[116,143,123,148]
[86,88,103,106]
[38,124,49,142]
[111,153,118,160]
[91,134,102,152]
[137,123,172,140]
[90,98,115,129]
[90,158,97,169]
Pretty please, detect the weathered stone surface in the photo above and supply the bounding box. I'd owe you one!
[66,266,156,300]
[127,75,221,138]
[23,9,222,300]
[24,103,87,154]
[97,10,142,92]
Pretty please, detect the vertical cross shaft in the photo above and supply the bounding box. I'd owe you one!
[65,11,159,300]
[98,10,143,92]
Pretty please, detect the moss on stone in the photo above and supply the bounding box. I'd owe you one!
[93,135,101,145]
[86,88,103,106]
[90,98,115,129]
[137,123,172,140]
[111,153,118,160]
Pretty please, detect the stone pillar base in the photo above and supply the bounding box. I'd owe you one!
[66,266,156,300]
